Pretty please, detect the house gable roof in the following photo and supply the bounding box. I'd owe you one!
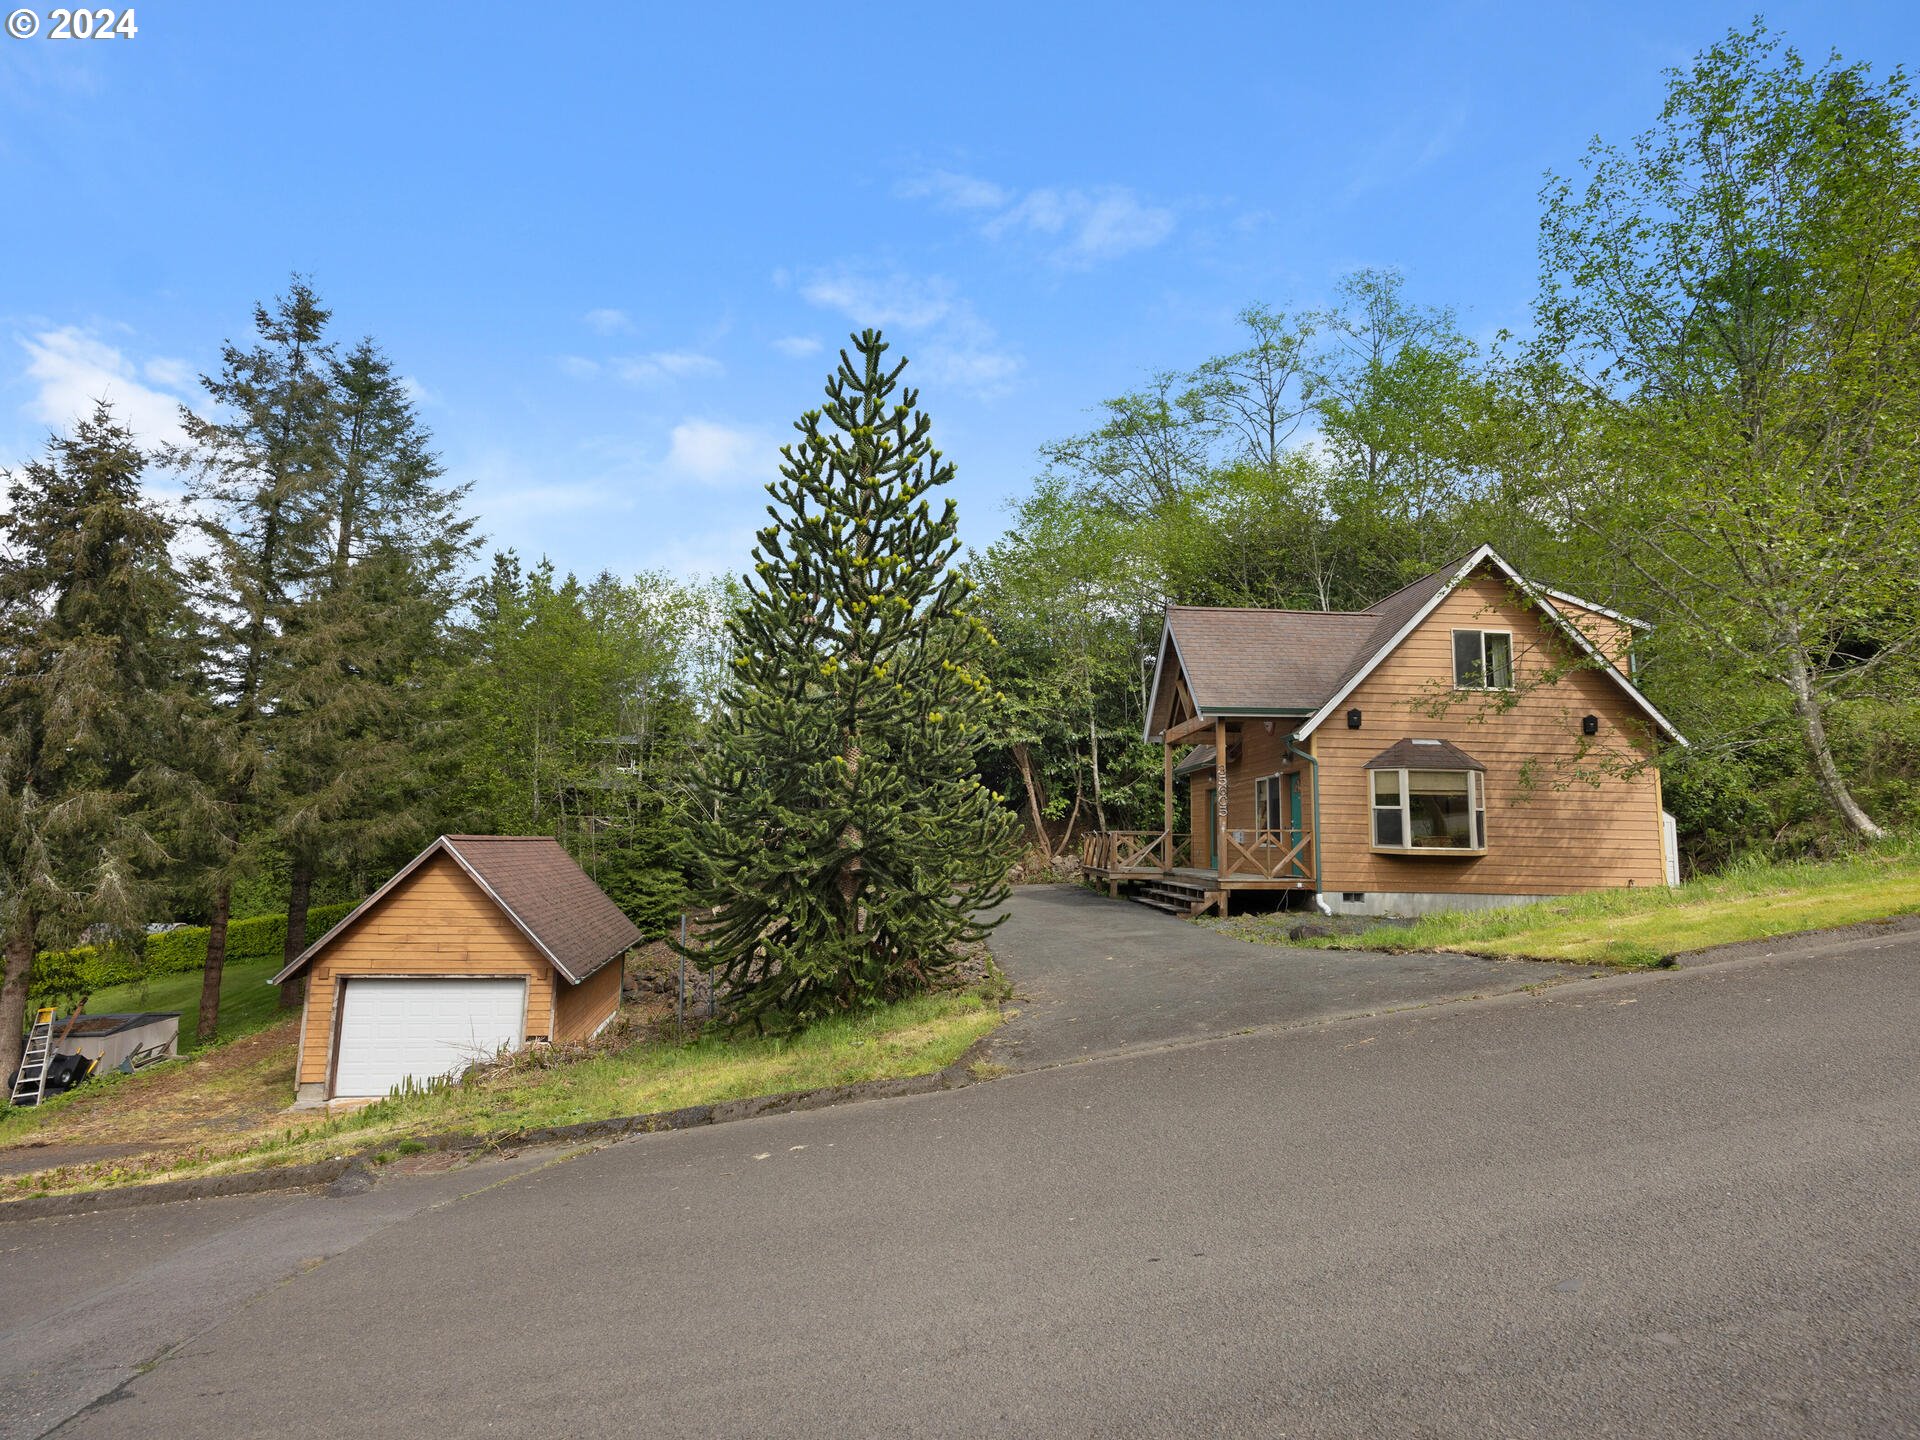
[1144,545,1686,748]
[270,835,643,986]
[1293,545,1686,747]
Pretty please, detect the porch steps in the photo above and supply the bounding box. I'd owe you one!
[1122,877,1219,919]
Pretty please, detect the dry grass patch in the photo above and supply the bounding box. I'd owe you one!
[2,988,1002,1200]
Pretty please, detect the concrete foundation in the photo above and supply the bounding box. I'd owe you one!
[1320,890,1562,920]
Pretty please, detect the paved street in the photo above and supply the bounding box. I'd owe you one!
[3,918,1917,1437]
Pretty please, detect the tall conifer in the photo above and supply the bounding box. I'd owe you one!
[172,281,337,1040]
[0,403,185,1088]
[680,330,1019,1031]
[273,338,473,999]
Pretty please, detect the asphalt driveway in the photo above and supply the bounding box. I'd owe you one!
[986,883,1564,1069]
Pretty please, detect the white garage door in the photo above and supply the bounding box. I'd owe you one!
[333,978,527,1098]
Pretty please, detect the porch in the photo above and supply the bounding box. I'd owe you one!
[1079,709,1320,918]
[1079,826,1316,917]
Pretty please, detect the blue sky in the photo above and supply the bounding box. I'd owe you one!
[3,1,1916,582]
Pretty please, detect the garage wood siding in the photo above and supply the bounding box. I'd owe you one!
[553,955,622,1043]
[1311,572,1664,895]
[296,853,555,1087]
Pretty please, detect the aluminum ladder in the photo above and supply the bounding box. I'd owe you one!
[9,1007,55,1107]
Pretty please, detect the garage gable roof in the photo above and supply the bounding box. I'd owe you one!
[271,835,642,986]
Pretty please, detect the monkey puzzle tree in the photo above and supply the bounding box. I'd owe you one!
[679,330,1020,1032]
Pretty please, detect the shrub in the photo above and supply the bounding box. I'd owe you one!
[31,900,359,1006]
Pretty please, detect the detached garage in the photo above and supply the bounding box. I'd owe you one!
[274,835,642,1105]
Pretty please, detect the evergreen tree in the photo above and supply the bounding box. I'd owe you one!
[170,280,337,1041]
[680,330,1019,1031]
[273,338,474,999]
[0,403,185,1089]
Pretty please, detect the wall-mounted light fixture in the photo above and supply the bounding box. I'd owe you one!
[1582,714,1600,736]
[1346,708,1362,730]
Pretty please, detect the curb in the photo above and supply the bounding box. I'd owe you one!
[0,1032,1000,1223]
[0,1157,360,1221]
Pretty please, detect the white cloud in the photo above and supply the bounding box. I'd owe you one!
[799,266,1019,398]
[895,169,1013,212]
[453,448,630,527]
[582,308,635,335]
[1341,104,1469,202]
[142,356,194,390]
[652,523,759,582]
[611,351,724,385]
[664,419,767,486]
[800,269,959,331]
[772,335,823,358]
[558,355,601,379]
[17,327,193,449]
[398,375,438,407]
[898,169,1176,266]
[983,185,1175,264]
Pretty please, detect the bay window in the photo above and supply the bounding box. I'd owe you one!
[1370,767,1486,852]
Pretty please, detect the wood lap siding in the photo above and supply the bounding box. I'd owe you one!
[1544,595,1634,673]
[553,959,621,1043]
[1310,573,1665,896]
[296,854,555,1086]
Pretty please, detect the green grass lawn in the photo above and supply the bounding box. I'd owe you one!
[1206,838,1920,968]
[69,957,290,1052]
[2,988,1003,1198]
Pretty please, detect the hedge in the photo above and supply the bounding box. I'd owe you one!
[32,901,360,1003]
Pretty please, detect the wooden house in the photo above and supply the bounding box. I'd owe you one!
[1085,545,1684,918]
[273,835,640,1105]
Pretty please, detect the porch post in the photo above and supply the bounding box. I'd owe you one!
[1161,736,1174,873]
[1213,717,1229,879]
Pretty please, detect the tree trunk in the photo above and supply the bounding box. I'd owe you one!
[1059,787,1084,852]
[838,740,864,919]
[0,909,37,1095]
[1010,742,1054,858]
[1784,646,1887,841]
[280,860,313,1009]
[1087,709,1108,834]
[198,883,231,1044]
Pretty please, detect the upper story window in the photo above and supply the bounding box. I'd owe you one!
[1452,628,1513,690]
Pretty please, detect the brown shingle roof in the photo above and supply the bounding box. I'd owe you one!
[272,835,642,986]
[1363,737,1486,772]
[1173,744,1215,777]
[1165,607,1381,713]
[443,837,643,983]
[1161,554,1469,721]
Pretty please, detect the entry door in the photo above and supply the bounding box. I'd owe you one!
[1283,772,1306,877]
[1205,789,1218,869]
[332,978,527,1098]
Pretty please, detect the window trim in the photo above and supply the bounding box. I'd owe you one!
[1369,766,1487,856]
[1252,773,1282,834]
[1451,627,1515,691]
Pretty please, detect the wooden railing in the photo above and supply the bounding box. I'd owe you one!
[1081,830,1192,874]
[1219,828,1312,881]
[1083,828,1311,882]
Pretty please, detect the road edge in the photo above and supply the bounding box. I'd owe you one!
[0,1032,1001,1223]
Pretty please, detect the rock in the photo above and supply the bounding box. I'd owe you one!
[1287,923,1334,941]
